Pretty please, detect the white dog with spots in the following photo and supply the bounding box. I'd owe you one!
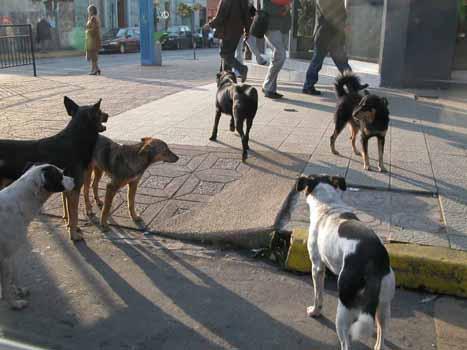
[296,175,395,350]
[0,164,74,309]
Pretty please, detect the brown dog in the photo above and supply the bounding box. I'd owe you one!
[82,135,179,229]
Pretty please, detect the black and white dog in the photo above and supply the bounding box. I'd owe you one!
[0,164,74,309]
[296,175,395,350]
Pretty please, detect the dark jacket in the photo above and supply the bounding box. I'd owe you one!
[316,0,347,33]
[263,0,291,34]
[209,0,249,40]
[314,0,347,48]
[36,18,51,43]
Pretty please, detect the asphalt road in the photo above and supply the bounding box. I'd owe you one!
[0,217,445,350]
[31,49,220,76]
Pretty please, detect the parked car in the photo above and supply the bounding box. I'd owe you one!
[100,27,140,54]
[161,25,194,50]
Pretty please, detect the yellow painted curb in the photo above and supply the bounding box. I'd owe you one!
[286,228,467,297]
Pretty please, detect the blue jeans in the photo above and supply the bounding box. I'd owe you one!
[303,41,352,90]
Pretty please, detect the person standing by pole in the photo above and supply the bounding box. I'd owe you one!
[85,5,102,75]
[204,0,250,82]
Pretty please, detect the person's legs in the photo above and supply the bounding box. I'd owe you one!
[235,35,244,64]
[262,30,287,96]
[303,45,327,92]
[245,35,267,65]
[330,40,352,74]
[221,37,248,81]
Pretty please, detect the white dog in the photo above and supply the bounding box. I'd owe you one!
[0,164,74,309]
[296,175,395,350]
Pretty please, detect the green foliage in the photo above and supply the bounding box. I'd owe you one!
[297,0,315,38]
[70,26,85,50]
[177,3,193,18]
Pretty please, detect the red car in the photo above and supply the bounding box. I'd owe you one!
[100,27,140,54]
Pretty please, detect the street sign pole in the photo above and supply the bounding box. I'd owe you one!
[139,0,160,65]
[192,10,196,60]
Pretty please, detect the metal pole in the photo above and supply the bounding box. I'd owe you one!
[28,24,37,77]
[192,8,196,60]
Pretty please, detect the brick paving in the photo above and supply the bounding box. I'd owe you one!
[0,51,218,139]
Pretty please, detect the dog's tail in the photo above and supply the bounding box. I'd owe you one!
[334,71,368,97]
[339,264,382,341]
[350,274,382,341]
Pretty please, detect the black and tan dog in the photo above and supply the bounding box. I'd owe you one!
[0,97,108,241]
[209,70,258,161]
[330,72,389,172]
[82,135,179,229]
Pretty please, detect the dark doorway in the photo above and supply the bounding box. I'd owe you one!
[454,0,467,69]
[118,0,127,28]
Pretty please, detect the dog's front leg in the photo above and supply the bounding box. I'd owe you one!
[92,167,104,208]
[1,257,28,310]
[100,183,118,230]
[350,124,361,156]
[377,136,387,172]
[209,109,222,141]
[66,189,84,241]
[128,179,142,223]
[83,167,93,217]
[361,136,370,171]
[308,263,325,317]
[245,118,253,151]
[61,192,69,225]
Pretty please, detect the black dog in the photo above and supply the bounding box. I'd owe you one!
[330,72,389,172]
[0,96,108,241]
[209,70,258,161]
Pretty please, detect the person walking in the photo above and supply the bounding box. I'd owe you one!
[85,5,101,75]
[36,17,52,53]
[205,0,250,82]
[302,0,360,95]
[262,0,291,99]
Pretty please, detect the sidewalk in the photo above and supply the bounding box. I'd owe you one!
[1,54,466,349]
[80,74,467,252]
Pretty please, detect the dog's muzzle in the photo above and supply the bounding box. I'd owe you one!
[62,176,75,192]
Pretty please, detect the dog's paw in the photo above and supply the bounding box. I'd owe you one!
[8,298,28,310]
[331,149,340,156]
[100,223,110,232]
[131,215,143,223]
[307,305,321,318]
[69,229,84,242]
[378,165,387,173]
[242,153,248,162]
[14,287,30,298]
[209,136,217,142]
[229,125,235,132]
[363,164,370,171]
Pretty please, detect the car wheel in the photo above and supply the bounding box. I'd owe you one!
[120,44,126,54]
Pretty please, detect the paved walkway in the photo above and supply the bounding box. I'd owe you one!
[95,75,467,251]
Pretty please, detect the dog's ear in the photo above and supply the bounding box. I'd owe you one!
[64,96,79,117]
[93,98,102,110]
[330,176,347,191]
[296,176,309,192]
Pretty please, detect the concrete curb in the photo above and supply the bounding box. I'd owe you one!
[286,228,467,297]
